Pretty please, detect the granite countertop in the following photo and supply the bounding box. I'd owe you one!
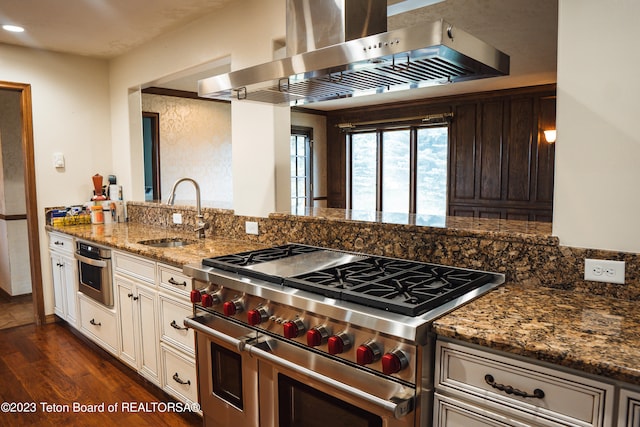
[46,222,266,267]
[271,207,557,245]
[48,220,639,386]
[433,283,640,385]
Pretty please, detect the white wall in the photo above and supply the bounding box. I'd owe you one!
[0,44,111,310]
[109,0,287,216]
[553,0,640,253]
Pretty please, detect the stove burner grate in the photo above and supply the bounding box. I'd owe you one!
[286,259,495,316]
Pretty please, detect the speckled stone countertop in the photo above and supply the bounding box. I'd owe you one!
[433,283,640,385]
[270,207,557,245]
[46,222,266,267]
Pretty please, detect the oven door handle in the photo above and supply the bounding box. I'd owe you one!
[74,252,108,268]
[185,317,413,419]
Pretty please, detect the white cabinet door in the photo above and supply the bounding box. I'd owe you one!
[50,252,65,319]
[49,250,79,328]
[116,276,138,368]
[61,253,78,326]
[137,283,160,382]
[115,274,160,385]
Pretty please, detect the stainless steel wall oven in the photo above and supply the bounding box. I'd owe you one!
[184,244,504,427]
[75,240,113,307]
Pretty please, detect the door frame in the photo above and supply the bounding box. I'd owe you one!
[0,80,44,325]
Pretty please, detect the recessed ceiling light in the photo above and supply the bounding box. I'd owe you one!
[2,25,25,33]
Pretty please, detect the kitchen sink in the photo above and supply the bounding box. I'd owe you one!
[138,237,197,248]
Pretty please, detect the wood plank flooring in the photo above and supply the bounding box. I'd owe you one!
[0,322,201,426]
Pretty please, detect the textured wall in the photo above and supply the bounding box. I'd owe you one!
[141,94,232,205]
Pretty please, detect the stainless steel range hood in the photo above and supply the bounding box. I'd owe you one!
[198,0,510,106]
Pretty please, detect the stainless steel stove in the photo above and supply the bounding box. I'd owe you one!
[183,244,504,427]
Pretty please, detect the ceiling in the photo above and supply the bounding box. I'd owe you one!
[0,0,557,110]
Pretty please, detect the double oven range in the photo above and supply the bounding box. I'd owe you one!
[184,244,504,427]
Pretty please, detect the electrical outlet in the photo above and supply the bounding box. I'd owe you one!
[172,213,182,224]
[245,221,259,235]
[584,259,625,284]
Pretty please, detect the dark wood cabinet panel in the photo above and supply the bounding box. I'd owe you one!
[479,101,504,200]
[325,84,556,222]
[451,103,477,200]
[506,98,534,201]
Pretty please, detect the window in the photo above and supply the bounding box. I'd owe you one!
[347,124,448,216]
[291,126,313,210]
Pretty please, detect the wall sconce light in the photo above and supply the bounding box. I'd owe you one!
[543,129,557,144]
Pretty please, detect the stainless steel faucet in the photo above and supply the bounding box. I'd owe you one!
[166,178,209,238]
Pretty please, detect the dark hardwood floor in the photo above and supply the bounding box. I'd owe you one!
[0,322,201,426]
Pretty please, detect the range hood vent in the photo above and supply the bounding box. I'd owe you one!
[198,1,510,106]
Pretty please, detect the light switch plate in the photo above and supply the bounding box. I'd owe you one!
[53,152,65,168]
[172,213,182,224]
[584,258,625,284]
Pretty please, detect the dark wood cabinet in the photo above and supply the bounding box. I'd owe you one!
[325,84,556,221]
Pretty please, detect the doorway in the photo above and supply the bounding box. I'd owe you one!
[0,81,44,327]
[142,112,161,201]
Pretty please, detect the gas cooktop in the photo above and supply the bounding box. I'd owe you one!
[201,244,499,317]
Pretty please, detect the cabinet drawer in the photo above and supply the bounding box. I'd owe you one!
[49,232,74,255]
[618,388,640,427]
[434,392,532,427]
[158,264,192,298]
[113,251,155,284]
[159,295,194,355]
[161,344,198,405]
[436,341,613,427]
[79,294,118,354]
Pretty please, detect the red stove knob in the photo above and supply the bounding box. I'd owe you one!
[356,341,382,365]
[190,289,202,303]
[247,307,269,326]
[200,293,214,307]
[327,332,352,355]
[283,318,305,339]
[381,349,409,375]
[306,326,330,347]
[223,299,243,316]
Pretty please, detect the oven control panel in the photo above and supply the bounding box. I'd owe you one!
[191,283,418,384]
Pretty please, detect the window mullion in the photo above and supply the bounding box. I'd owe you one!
[409,127,417,214]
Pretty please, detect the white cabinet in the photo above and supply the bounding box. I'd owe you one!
[618,388,640,427]
[48,232,78,327]
[157,263,198,409]
[160,343,198,406]
[78,293,118,354]
[114,251,160,386]
[434,340,615,427]
[48,233,198,411]
[159,293,195,355]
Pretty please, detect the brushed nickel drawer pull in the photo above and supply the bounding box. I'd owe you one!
[484,374,545,399]
[89,318,101,326]
[170,320,189,331]
[168,277,187,287]
[172,372,190,385]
